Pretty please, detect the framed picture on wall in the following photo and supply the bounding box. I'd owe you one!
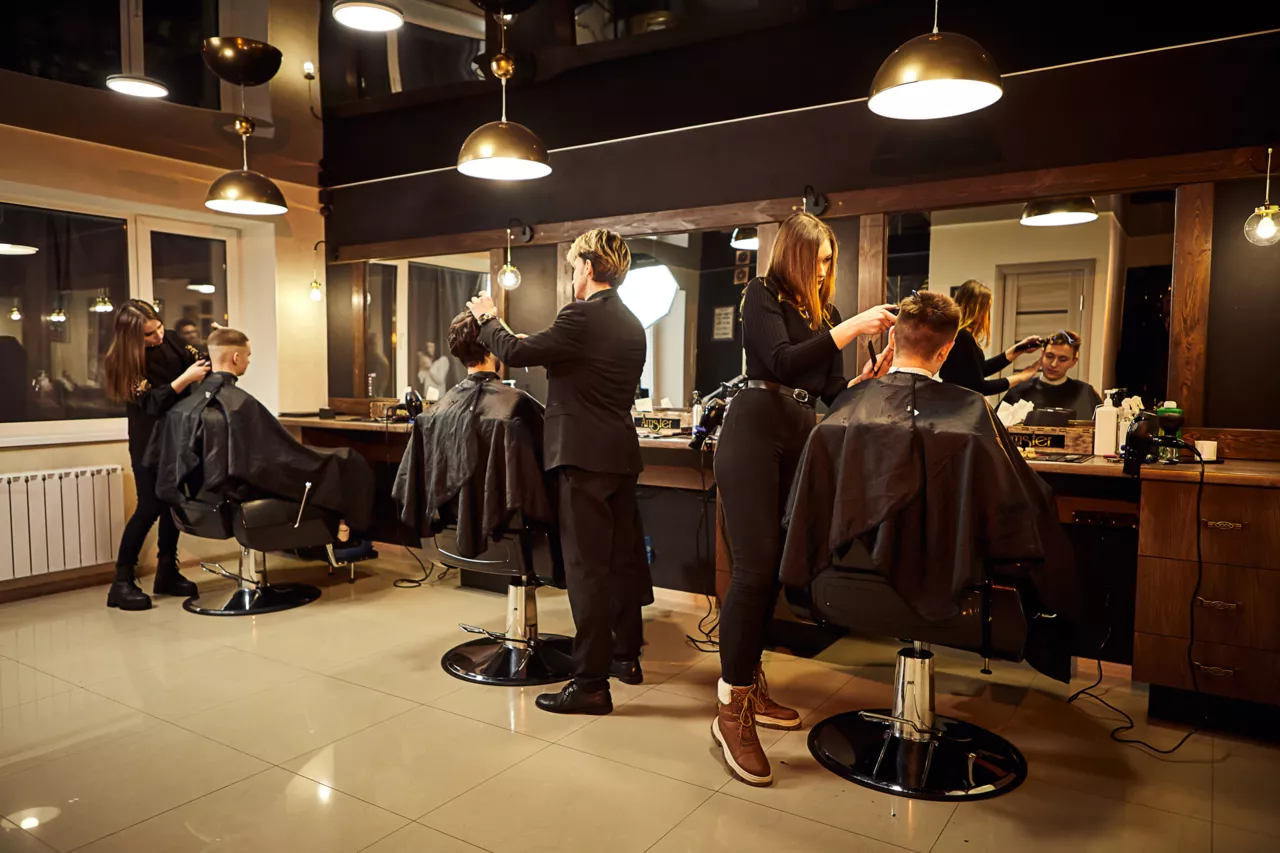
[712,305,736,341]
[735,250,751,266]
[733,266,749,285]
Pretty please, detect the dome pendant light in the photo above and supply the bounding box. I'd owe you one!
[730,227,759,251]
[1020,196,1099,227]
[107,0,169,98]
[457,14,551,181]
[1244,147,1280,247]
[868,0,1002,120]
[333,1,404,31]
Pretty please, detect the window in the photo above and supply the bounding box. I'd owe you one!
[0,203,130,424]
[147,231,230,349]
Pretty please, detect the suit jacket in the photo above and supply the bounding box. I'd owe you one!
[392,372,552,558]
[479,288,647,475]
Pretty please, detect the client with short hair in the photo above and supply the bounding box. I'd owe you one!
[393,311,551,557]
[780,290,1077,682]
[1000,328,1103,419]
[148,328,375,538]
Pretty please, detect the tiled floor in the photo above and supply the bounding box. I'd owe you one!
[0,554,1275,852]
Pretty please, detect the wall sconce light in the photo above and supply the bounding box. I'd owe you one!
[1245,147,1280,246]
[92,293,115,314]
[8,303,20,321]
[497,220,534,290]
[310,240,326,302]
[49,306,67,323]
[791,185,828,217]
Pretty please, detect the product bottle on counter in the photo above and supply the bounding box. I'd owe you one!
[1093,393,1119,457]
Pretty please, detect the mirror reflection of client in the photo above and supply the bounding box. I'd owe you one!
[939,280,1042,395]
[1000,329,1102,419]
[148,328,375,552]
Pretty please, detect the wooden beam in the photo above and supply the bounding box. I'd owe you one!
[333,147,1262,262]
[1167,183,1213,427]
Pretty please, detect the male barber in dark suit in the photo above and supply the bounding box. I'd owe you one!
[467,228,650,715]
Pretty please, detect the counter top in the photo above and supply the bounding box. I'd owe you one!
[281,416,412,434]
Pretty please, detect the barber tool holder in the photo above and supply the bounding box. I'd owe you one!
[441,573,574,686]
[184,548,322,616]
[807,641,1027,801]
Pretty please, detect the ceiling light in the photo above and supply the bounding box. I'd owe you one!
[49,307,66,323]
[1244,147,1280,247]
[618,264,679,329]
[106,74,169,98]
[8,304,20,321]
[868,0,1002,120]
[730,227,759,251]
[0,243,38,255]
[1020,197,1099,227]
[333,1,404,32]
[186,284,218,294]
[457,16,550,181]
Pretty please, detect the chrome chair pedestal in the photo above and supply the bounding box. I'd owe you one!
[184,548,321,616]
[441,576,573,686]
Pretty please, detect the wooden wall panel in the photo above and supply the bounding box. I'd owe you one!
[1167,183,1213,426]
[857,214,888,354]
[556,242,574,310]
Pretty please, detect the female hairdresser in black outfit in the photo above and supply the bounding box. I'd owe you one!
[711,213,896,787]
[939,279,1041,395]
[103,299,209,611]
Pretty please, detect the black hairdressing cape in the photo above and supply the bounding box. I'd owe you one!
[780,372,1078,681]
[146,372,374,530]
[393,371,552,558]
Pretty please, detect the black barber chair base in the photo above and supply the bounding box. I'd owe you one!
[184,581,322,616]
[443,634,575,686]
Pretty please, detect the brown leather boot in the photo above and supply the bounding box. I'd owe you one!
[752,664,801,730]
[712,681,773,786]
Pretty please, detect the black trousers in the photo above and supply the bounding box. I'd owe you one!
[714,389,816,685]
[115,462,179,575]
[557,467,648,692]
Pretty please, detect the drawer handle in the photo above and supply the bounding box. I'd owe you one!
[1193,661,1237,677]
[1195,597,1240,611]
[1202,519,1246,531]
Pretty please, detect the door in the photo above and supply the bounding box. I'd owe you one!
[998,260,1094,379]
[135,217,241,348]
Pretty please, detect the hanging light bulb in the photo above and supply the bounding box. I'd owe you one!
[457,15,551,180]
[8,304,20,321]
[868,0,1002,120]
[309,240,326,302]
[1020,196,1099,227]
[1244,147,1280,247]
[310,281,325,302]
[498,226,522,290]
[332,0,404,32]
[730,227,759,251]
[49,307,66,323]
[152,297,163,314]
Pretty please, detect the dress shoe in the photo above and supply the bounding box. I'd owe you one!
[609,659,643,685]
[713,680,772,786]
[106,579,153,611]
[535,682,613,715]
[751,663,801,729]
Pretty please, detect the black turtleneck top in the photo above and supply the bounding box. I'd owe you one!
[125,329,202,464]
[740,277,846,405]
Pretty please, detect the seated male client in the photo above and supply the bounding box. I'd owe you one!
[393,311,552,558]
[1000,328,1102,418]
[148,328,375,538]
[780,291,1077,681]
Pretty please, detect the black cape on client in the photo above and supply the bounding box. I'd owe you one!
[780,372,1078,681]
[393,372,552,558]
[147,373,374,531]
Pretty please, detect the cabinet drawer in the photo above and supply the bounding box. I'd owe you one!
[1135,558,1280,652]
[1133,633,1280,705]
[1138,481,1280,569]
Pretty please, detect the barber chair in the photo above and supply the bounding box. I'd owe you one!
[425,513,574,687]
[793,544,1035,802]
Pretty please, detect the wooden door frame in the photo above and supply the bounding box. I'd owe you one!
[994,258,1097,380]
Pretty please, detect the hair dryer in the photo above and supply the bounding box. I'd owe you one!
[689,374,746,450]
[1122,411,1197,476]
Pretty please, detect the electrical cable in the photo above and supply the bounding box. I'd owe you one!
[393,543,454,588]
[685,439,721,652]
[1067,451,1206,755]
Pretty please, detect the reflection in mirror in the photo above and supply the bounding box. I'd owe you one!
[914,191,1174,415]
[365,263,397,397]
[150,232,229,351]
[404,253,490,401]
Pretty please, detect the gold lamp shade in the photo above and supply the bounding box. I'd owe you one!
[1020,197,1099,227]
[868,32,1002,120]
[202,37,283,87]
[204,170,288,216]
[457,121,551,181]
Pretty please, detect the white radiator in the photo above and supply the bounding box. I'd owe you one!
[0,467,125,581]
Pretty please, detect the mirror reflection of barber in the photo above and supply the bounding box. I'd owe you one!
[938,280,1042,395]
[1000,329,1102,418]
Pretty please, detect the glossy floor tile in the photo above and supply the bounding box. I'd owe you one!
[0,818,56,852]
[321,633,476,704]
[0,687,160,780]
[0,660,75,711]
[427,679,650,742]
[76,767,406,853]
[360,822,488,853]
[1211,735,1280,839]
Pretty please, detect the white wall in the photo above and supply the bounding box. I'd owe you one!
[928,211,1122,393]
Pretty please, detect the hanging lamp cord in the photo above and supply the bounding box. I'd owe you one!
[1266,147,1273,206]
[932,0,940,34]
[500,17,508,122]
[506,227,513,264]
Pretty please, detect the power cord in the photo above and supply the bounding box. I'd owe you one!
[686,443,720,652]
[1067,452,1206,755]
[393,543,454,588]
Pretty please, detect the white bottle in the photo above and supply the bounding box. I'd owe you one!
[1093,394,1118,457]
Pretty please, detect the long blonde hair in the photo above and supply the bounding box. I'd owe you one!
[104,299,161,402]
[954,279,993,348]
[765,213,837,331]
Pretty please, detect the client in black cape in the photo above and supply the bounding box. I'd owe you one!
[392,314,552,559]
[779,294,1079,683]
[147,328,374,532]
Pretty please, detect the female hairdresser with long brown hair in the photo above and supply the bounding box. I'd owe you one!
[712,213,896,787]
[939,279,1041,395]
[103,299,210,610]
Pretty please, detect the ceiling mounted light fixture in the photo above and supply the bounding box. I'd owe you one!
[457,13,551,181]
[186,283,218,294]
[1020,196,1099,227]
[868,0,1002,120]
[201,38,289,216]
[1244,147,1280,247]
[332,0,404,32]
[730,227,759,251]
[0,243,38,255]
[107,0,169,98]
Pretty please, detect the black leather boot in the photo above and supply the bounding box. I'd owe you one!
[609,659,644,685]
[107,566,152,611]
[153,555,198,598]
[535,682,613,715]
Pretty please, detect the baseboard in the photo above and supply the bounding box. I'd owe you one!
[0,564,116,605]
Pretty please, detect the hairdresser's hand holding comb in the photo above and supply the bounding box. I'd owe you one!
[831,304,896,350]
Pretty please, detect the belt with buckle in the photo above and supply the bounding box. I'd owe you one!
[745,380,816,407]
